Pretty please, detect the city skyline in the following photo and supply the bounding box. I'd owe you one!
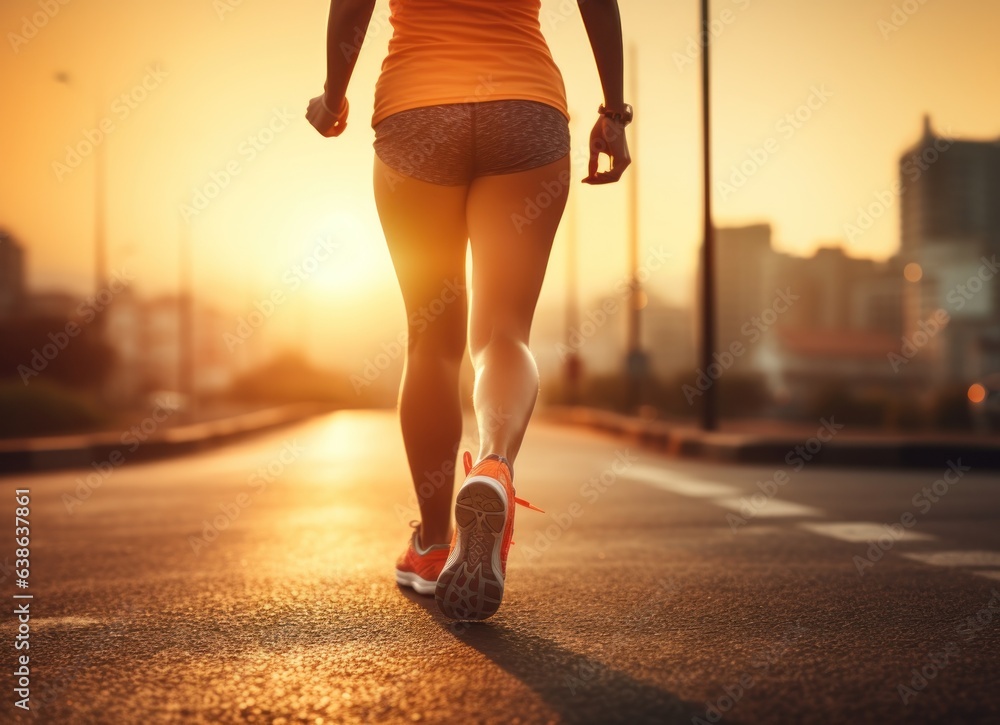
[0,209,925,389]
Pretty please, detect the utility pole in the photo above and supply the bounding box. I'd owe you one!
[56,74,108,321]
[624,42,647,412]
[94,87,107,300]
[699,0,718,430]
[564,166,582,405]
[179,218,195,419]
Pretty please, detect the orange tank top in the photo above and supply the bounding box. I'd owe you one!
[371,0,569,128]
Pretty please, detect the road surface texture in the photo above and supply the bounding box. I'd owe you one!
[2,410,999,723]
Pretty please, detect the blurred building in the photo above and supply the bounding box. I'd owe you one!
[23,291,81,319]
[759,328,901,414]
[643,293,694,379]
[2,228,255,404]
[532,286,695,393]
[1,230,87,320]
[772,246,904,337]
[103,293,243,404]
[900,116,1000,383]
[901,115,1000,257]
[851,255,905,337]
[0,229,26,318]
[143,296,183,392]
[103,287,145,403]
[715,223,777,362]
[713,223,904,402]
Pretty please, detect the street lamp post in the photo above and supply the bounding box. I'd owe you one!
[56,73,112,407]
[699,0,718,431]
[564,162,582,405]
[178,217,196,420]
[55,74,108,302]
[624,42,648,413]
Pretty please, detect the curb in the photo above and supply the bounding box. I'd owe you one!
[541,406,1000,470]
[0,403,329,474]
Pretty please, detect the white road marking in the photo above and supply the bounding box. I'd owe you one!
[627,463,824,517]
[624,465,741,498]
[712,497,824,518]
[902,551,1000,568]
[799,522,937,543]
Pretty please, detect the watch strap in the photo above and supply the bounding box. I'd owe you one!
[598,103,632,125]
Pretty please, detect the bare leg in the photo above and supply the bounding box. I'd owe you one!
[373,156,469,546]
[466,155,571,467]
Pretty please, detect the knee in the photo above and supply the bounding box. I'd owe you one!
[469,326,530,366]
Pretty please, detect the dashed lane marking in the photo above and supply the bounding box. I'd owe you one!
[624,464,741,498]
[626,463,823,517]
[799,521,938,543]
[713,497,825,518]
[902,551,1000,568]
[628,461,1000,584]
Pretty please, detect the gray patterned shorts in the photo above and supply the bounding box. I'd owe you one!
[373,99,570,186]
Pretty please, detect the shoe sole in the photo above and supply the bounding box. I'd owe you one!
[394,569,437,596]
[435,477,507,621]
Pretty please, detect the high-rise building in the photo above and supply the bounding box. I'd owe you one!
[899,116,1000,382]
[0,229,26,317]
[901,115,1000,257]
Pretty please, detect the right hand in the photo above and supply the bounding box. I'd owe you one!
[582,116,630,184]
[306,92,349,138]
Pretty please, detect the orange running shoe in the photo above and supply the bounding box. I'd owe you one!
[395,522,451,596]
[435,451,543,620]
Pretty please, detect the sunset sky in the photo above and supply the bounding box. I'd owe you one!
[2,0,999,362]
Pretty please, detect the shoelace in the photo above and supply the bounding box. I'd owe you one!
[462,450,545,535]
[514,496,544,513]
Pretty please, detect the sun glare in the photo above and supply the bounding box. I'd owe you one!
[289,211,389,299]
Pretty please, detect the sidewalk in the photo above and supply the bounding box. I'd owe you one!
[0,402,329,474]
[542,406,1000,470]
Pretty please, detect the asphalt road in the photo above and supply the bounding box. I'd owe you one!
[2,410,999,724]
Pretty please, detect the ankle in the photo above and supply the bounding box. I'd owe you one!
[417,524,452,549]
[477,452,513,480]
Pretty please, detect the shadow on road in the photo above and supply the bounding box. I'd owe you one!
[398,586,697,724]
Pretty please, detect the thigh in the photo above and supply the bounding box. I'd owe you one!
[373,154,470,356]
[466,153,571,352]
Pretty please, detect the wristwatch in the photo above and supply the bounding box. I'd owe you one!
[598,102,633,126]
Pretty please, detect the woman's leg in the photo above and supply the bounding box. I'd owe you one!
[466,154,571,466]
[373,155,470,547]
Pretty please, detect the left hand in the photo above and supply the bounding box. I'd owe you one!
[306,91,349,137]
[582,115,630,184]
